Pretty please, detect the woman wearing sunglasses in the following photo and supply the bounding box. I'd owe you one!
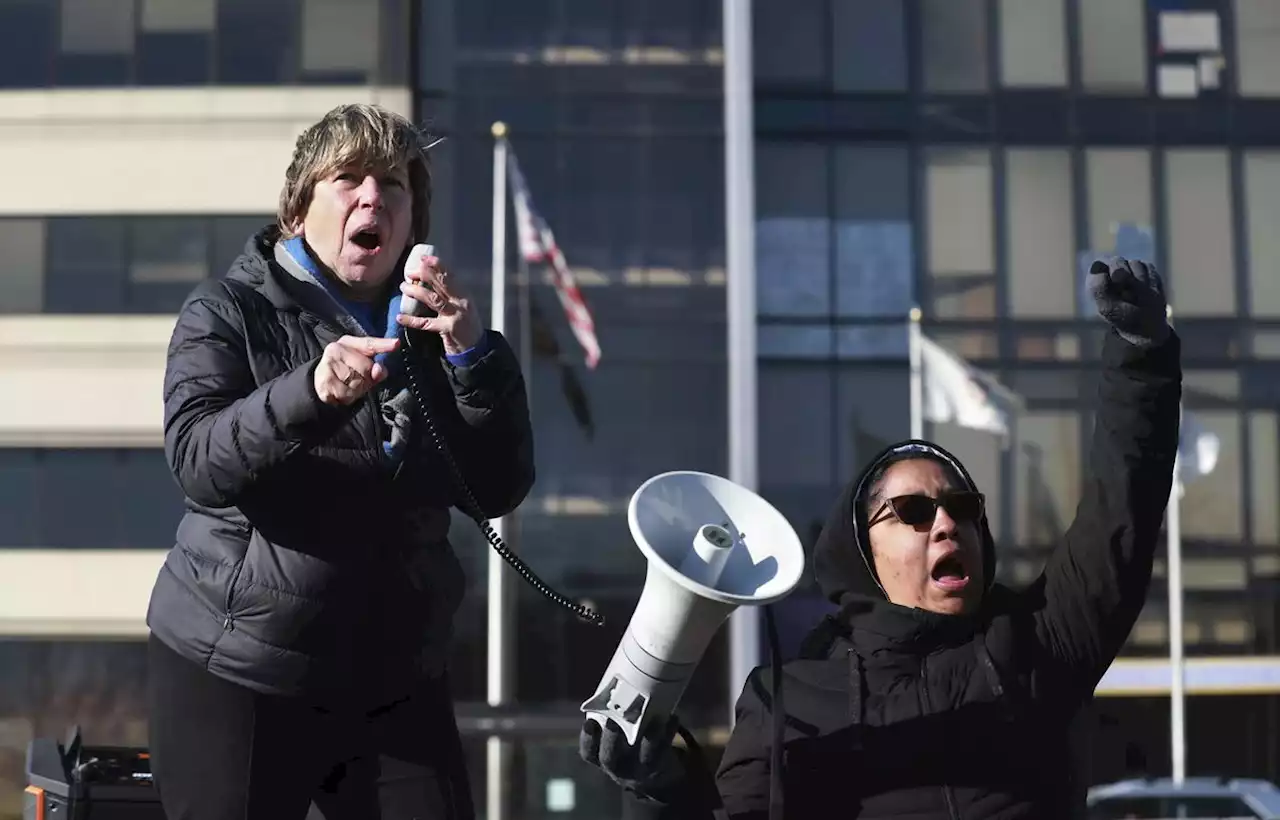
[583,257,1181,820]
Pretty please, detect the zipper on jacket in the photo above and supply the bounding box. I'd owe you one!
[222,554,247,632]
[917,655,961,820]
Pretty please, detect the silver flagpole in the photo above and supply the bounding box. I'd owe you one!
[908,306,923,440]
[486,120,514,820]
[724,0,761,722]
[1166,303,1186,784]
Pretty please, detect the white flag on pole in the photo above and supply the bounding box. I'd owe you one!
[919,335,1021,437]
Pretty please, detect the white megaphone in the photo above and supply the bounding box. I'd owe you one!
[580,471,806,746]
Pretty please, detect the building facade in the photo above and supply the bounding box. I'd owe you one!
[3,0,1280,817]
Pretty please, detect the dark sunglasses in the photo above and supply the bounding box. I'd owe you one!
[868,491,985,528]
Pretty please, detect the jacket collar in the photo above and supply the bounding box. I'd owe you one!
[834,592,982,657]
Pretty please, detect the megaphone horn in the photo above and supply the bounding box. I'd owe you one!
[580,471,806,746]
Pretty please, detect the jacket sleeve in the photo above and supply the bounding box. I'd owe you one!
[413,328,535,519]
[163,287,352,508]
[712,671,775,820]
[1028,328,1182,700]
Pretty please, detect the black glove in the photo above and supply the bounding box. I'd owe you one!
[1087,256,1170,348]
[579,716,687,804]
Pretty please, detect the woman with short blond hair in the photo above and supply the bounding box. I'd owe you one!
[145,103,533,820]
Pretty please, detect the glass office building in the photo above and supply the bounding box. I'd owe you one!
[3,0,1280,816]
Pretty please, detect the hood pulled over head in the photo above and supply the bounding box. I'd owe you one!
[811,440,997,606]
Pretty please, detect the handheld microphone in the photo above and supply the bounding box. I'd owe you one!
[399,243,436,317]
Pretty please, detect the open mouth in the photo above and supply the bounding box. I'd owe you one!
[349,227,382,252]
[930,552,970,589]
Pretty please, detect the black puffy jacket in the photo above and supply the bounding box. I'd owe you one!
[628,329,1181,819]
[146,226,534,709]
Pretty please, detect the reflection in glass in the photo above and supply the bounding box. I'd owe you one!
[832,0,907,92]
[141,0,216,32]
[130,218,208,284]
[925,148,994,277]
[1084,149,1153,317]
[46,218,127,313]
[920,0,989,92]
[835,145,913,318]
[1006,149,1075,317]
[756,143,830,317]
[929,420,1004,541]
[61,0,134,55]
[1015,412,1081,547]
[0,0,55,87]
[1250,412,1279,545]
[753,0,825,84]
[1181,411,1242,540]
[998,0,1067,87]
[0,219,46,314]
[1079,0,1147,93]
[216,0,299,84]
[0,450,184,550]
[1234,0,1280,97]
[1165,150,1236,316]
[301,0,378,82]
[1244,152,1280,317]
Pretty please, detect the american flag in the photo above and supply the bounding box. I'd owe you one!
[507,149,602,370]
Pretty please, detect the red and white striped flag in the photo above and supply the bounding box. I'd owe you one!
[507,149,602,370]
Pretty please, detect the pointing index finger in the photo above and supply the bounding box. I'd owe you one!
[339,335,400,355]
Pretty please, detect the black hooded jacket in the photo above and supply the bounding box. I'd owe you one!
[146,226,534,709]
[628,328,1181,819]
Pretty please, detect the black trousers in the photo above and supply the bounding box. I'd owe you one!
[147,633,475,820]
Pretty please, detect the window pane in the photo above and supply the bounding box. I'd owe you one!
[1165,150,1236,316]
[0,450,39,546]
[1007,149,1075,317]
[837,363,911,477]
[932,421,1004,542]
[921,0,989,92]
[57,0,133,84]
[999,0,1067,88]
[1251,411,1279,545]
[1084,148,1153,287]
[1181,411,1242,541]
[756,143,830,316]
[61,0,134,54]
[45,218,127,313]
[301,0,377,80]
[212,216,272,278]
[835,145,912,318]
[1244,152,1280,316]
[1016,412,1081,546]
[1079,0,1147,93]
[759,326,834,359]
[0,450,181,549]
[0,219,45,313]
[926,148,995,320]
[130,217,209,284]
[138,0,213,84]
[0,0,55,87]
[832,0,907,92]
[759,366,836,536]
[753,0,825,84]
[1234,0,1280,97]
[141,0,215,31]
[376,0,409,85]
[216,0,299,84]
